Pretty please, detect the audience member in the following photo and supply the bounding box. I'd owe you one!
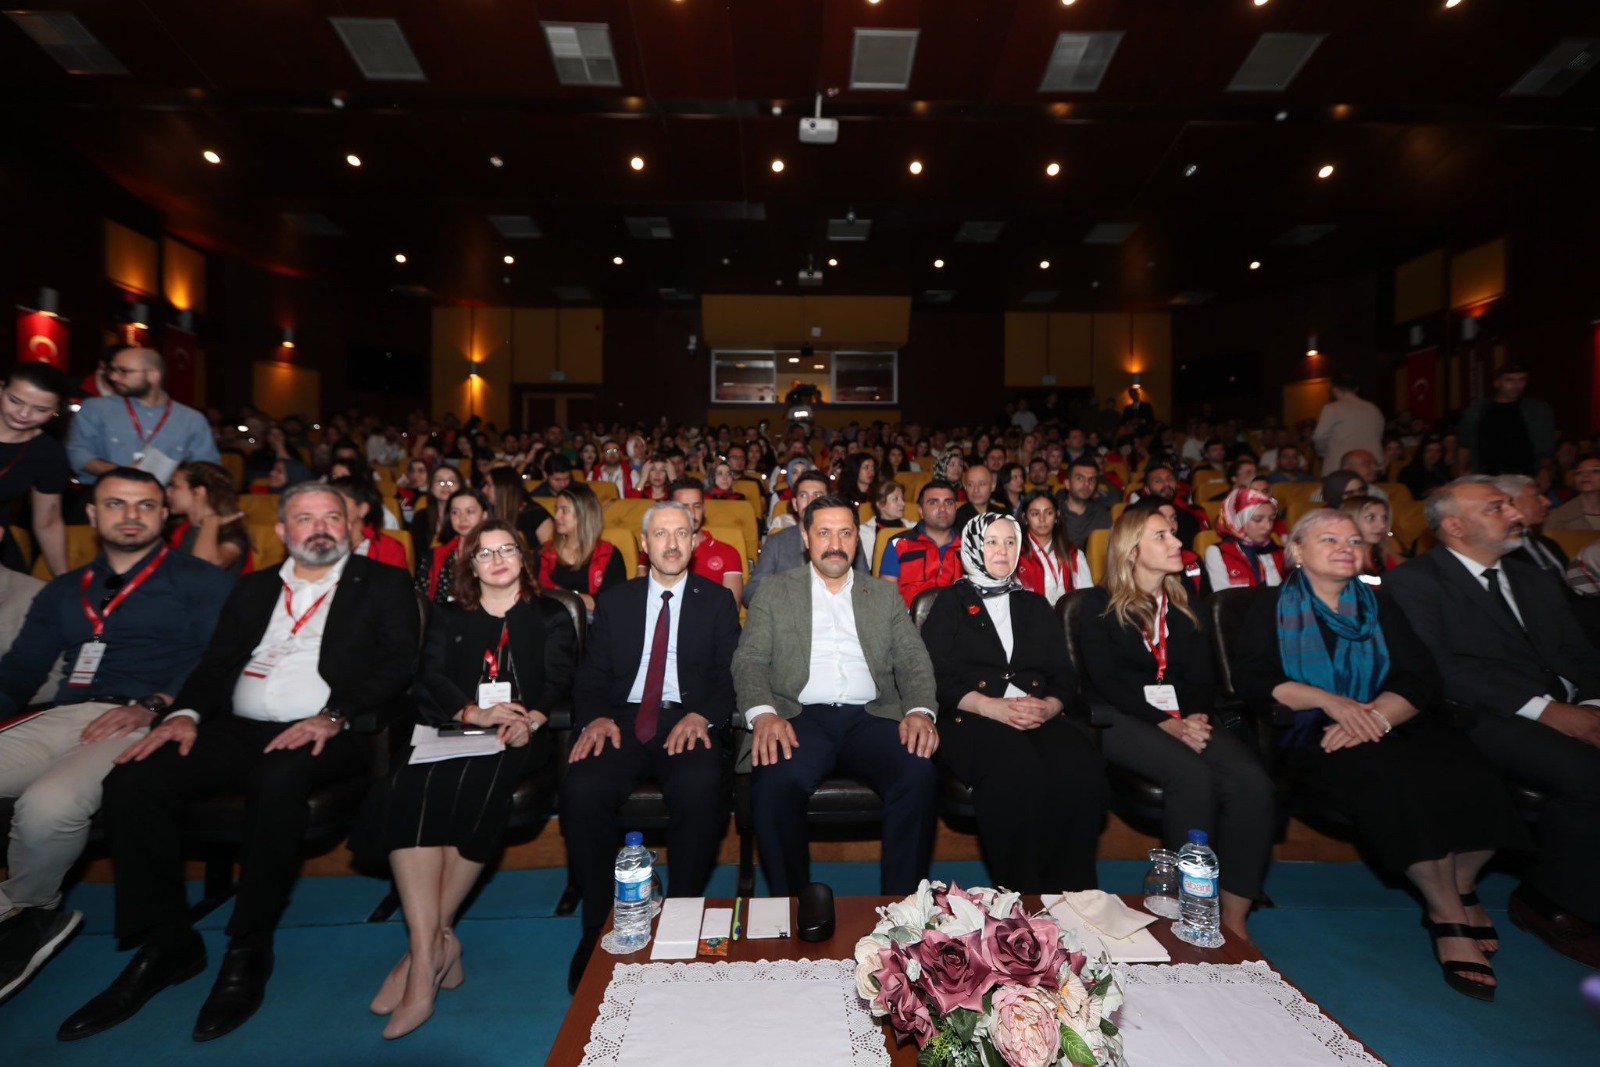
[1015,489,1091,605]
[416,488,490,606]
[485,466,551,549]
[327,475,407,571]
[66,347,218,490]
[165,461,250,575]
[1318,469,1369,508]
[1341,495,1404,579]
[1265,443,1314,484]
[839,453,877,508]
[406,464,463,551]
[1544,456,1600,531]
[745,470,830,606]
[536,483,625,612]
[1130,463,1206,548]
[1205,488,1284,590]
[1057,457,1114,548]
[1400,436,1451,500]
[1208,459,1257,502]
[1492,475,1567,581]
[645,478,743,604]
[953,465,1007,535]
[855,479,908,575]
[1311,375,1384,476]
[1458,362,1554,476]
[993,462,1026,513]
[880,480,962,606]
[704,460,743,501]
[0,361,70,574]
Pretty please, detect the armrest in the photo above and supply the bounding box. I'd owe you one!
[544,701,574,733]
[1086,701,1116,729]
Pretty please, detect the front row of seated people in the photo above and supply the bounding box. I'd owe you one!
[0,471,1595,1037]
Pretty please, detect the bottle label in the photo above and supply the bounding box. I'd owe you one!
[1181,873,1216,899]
[615,869,651,903]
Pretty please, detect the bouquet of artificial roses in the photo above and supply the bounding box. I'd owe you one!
[854,880,1126,1067]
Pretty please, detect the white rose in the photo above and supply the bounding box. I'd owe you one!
[938,894,988,937]
[853,935,890,1015]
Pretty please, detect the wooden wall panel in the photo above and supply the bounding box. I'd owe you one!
[1394,248,1444,323]
[1003,312,1047,386]
[510,308,558,382]
[1451,237,1506,309]
[802,296,911,345]
[1046,312,1094,387]
[252,362,320,420]
[104,219,157,295]
[162,237,206,313]
[558,308,604,382]
[702,295,806,345]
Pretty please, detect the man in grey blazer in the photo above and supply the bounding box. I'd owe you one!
[733,494,940,896]
[742,470,830,607]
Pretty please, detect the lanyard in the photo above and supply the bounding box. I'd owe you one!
[483,620,511,681]
[283,582,337,637]
[1142,593,1169,682]
[125,397,173,446]
[0,439,33,482]
[79,545,169,638]
[1030,534,1063,591]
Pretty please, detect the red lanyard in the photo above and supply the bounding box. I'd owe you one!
[125,398,173,446]
[1143,593,1169,682]
[283,582,337,636]
[1030,534,1063,591]
[0,440,33,482]
[483,621,511,681]
[79,545,169,638]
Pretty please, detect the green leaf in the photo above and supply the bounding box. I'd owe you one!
[950,1008,980,1043]
[889,925,923,945]
[1060,1025,1099,1066]
[1100,1018,1119,1036]
[917,1043,943,1067]
[1091,972,1113,997]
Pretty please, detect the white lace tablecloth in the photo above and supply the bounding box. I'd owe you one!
[1122,962,1386,1066]
[578,959,889,1067]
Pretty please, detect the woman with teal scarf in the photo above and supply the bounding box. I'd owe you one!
[1234,509,1529,1004]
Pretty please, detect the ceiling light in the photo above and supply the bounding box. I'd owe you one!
[281,327,296,349]
[1183,163,1198,177]
[1275,110,1288,121]
[933,259,945,269]
[629,155,645,171]
[1045,162,1061,177]
[202,149,221,165]
[1249,260,1261,270]
[908,160,923,175]
[394,253,407,264]
[489,155,504,168]
[613,256,624,265]
[1039,260,1051,270]
[345,153,362,167]
[1306,334,1320,357]
[502,255,515,265]
[827,258,838,267]
[770,159,785,173]
[1254,0,1270,6]
[813,363,825,370]
[1317,163,1335,179]
[788,356,800,363]
[1062,0,1077,6]
[1444,0,1461,6]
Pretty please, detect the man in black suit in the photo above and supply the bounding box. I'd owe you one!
[59,483,420,1042]
[561,501,740,990]
[1388,476,1600,969]
[1495,474,1570,580]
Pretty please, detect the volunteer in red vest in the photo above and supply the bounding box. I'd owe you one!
[1015,490,1091,606]
[536,482,625,611]
[328,476,408,571]
[1155,503,1206,596]
[880,480,963,607]
[637,478,742,604]
[1204,487,1286,590]
[416,488,489,606]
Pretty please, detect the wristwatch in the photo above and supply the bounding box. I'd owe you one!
[137,695,169,714]
[319,707,350,731]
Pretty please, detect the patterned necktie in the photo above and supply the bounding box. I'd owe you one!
[635,590,673,744]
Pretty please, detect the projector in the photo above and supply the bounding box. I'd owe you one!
[799,117,838,144]
[797,269,824,287]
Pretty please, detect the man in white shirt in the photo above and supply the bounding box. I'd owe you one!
[1312,375,1385,474]
[61,483,419,1043]
[732,494,940,896]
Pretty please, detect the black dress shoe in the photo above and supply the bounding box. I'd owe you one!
[1509,887,1600,969]
[57,939,207,1041]
[192,945,274,1042]
[568,928,601,996]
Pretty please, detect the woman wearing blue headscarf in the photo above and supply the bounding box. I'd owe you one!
[1233,508,1528,1003]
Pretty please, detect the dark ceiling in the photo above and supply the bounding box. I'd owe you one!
[5,0,1600,312]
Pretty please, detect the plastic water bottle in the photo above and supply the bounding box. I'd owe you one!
[1173,829,1225,948]
[611,832,654,952]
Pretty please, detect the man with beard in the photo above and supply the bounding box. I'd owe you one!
[733,495,940,897]
[60,482,418,1042]
[1130,462,1207,549]
[0,469,231,1003]
[66,346,217,489]
[1056,457,1113,548]
[560,501,741,991]
[1389,477,1600,970]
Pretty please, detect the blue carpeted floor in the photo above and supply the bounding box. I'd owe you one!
[1,861,1593,1065]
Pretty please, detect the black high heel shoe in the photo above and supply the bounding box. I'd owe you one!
[1422,919,1496,1003]
[1459,891,1500,959]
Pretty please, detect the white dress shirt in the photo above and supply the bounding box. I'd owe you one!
[1446,547,1596,721]
[231,553,349,722]
[979,594,1027,698]
[626,573,686,704]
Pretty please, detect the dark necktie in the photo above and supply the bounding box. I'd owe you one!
[635,590,673,744]
[1526,539,1562,576]
[1483,568,1523,630]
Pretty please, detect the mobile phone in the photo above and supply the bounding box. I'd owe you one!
[437,721,495,737]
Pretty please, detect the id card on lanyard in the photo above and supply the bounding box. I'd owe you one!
[243,581,336,678]
[1142,593,1180,716]
[69,546,169,687]
[477,621,512,709]
[125,397,172,463]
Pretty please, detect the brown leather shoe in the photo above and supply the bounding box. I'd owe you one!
[1509,888,1600,969]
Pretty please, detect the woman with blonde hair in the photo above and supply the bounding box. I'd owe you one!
[637,454,672,503]
[536,482,625,611]
[166,460,251,574]
[1340,494,1405,580]
[1077,503,1275,938]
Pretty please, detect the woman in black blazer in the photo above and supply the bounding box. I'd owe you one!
[359,519,575,1039]
[1078,504,1275,939]
[920,512,1109,892]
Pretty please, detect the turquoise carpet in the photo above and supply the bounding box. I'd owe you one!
[0,861,1592,1065]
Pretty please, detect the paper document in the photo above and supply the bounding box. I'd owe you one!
[407,724,505,765]
[649,897,705,960]
[743,897,790,940]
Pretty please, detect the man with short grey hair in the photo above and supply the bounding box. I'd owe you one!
[1389,476,1600,969]
[1494,474,1568,579]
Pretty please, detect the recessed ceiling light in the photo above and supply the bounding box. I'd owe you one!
[613,256,624,265]
[629,156,645,171]
[1444,0,1461,7]
[1045,162,1061,177]
[1183,163,1198,177]
[827,258,839,267]
[1254,0,1270,6]
[489,155,504,168]
[1317,163,1335,179]
[908,160,924,175]
[1249,260,1261,270]
[1039,260,1051,270]
[1275,110,1289,122]
[813,363,824,370]
[788,356,800,363]
[503,255,515,265]
[345,153,362,167]
[202,149,221,165]
[933,259,945,269]
[770,159,785,173]
[394,253,407,264]
[1062,0,1076,6]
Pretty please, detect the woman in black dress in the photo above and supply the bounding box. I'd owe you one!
[920,512,1108,892]
[0,361,70,574]
[1233,508,1529,1002]
[366,519,575,1037]
[1078,504,1276,939]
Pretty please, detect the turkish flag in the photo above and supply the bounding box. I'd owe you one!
[17,311,68,370]
[165,326,198,406]
[1407,348,1440,420]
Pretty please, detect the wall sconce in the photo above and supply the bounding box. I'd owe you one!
[176,309,195,332]
[1305,334,1320,358]
[37,288,60,318]
[129,303,150,330]
[281,327,296,349]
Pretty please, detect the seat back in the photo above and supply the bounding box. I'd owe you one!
[1085,528,1111,584]
[238,493,280,527]
[33,525,101,578]
[386,528,415,571]
[598,527,641,576]
[586,479,620,505]
[1056,588,1099,693]
[1548,528,1600,560]
[909,586,943,630]
[250,524,287,569]
[705,500,758,558]
[539,585,588,660]
[1206,586,1270,698]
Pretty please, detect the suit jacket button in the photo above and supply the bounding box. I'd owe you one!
[977,680,986,689]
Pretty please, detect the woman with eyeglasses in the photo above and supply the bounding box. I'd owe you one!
[416,488,491,606]
[407,464,463,553]
[358,519,575,1038]
[537,482,625,611]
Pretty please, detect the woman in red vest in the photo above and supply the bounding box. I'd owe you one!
[1204,487,1286,590]
[537,482,626,611]
[1014,489,1091,606]
[417,487,489,605]
[330,474,408,571]
[1154,503,1206,596]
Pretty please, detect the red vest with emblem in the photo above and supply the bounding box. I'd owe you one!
[889,530,963,607]
[1217,539,1285,588]
[1182,549,1203,595]
[1015,542,1083,597]
[537,538,616,594]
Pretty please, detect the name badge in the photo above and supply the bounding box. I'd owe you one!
[1144,684,1180,715]
[67,641,107,687]
[135,446,179,485]
[477,682,512,709]
[243,645,290,679]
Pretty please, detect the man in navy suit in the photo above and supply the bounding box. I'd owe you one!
[561,501,740,989]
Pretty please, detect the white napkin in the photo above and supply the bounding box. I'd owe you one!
[1060,890,1158,939]
[1041,893,1171,964]
[649,897,705,960]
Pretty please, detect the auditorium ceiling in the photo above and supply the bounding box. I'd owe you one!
[4,0,1599,311]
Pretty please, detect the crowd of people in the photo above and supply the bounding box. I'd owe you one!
[0,345,1597,1039]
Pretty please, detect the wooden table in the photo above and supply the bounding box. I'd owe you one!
[547,896,1378,1066]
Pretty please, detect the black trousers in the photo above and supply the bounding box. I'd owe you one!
[104,715,366,948]
[940,712,1107,893]
[749,705,937,897]
[560,706,728,931]
[1465,710,1600,923]
[1100,712,1275,900]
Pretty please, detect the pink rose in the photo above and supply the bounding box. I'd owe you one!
[983,914,1065,988]
[989,986,1062,1067]
[875,947,935,1047]
[910,927,995,1015]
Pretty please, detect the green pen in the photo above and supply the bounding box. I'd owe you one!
[732,897,743,941]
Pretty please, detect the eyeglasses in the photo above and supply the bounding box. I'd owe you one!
[473,545,522,562]
[434,478,459,487]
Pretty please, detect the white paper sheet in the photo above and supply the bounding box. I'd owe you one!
[1041,893,1171,963]
[743,897,790,939]
[649,898,705,960]
[407,723,504,765]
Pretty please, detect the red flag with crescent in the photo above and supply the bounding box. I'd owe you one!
[1407,348,1440,420]
[17,311,68,370]
[164,326,198,406]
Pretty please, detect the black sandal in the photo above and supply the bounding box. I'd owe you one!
[1423,920,1497,1002]
[1459,891,1500,959]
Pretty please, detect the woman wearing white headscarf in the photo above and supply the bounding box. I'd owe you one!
[918,512,1109,892]
[1204,486,1286,590]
